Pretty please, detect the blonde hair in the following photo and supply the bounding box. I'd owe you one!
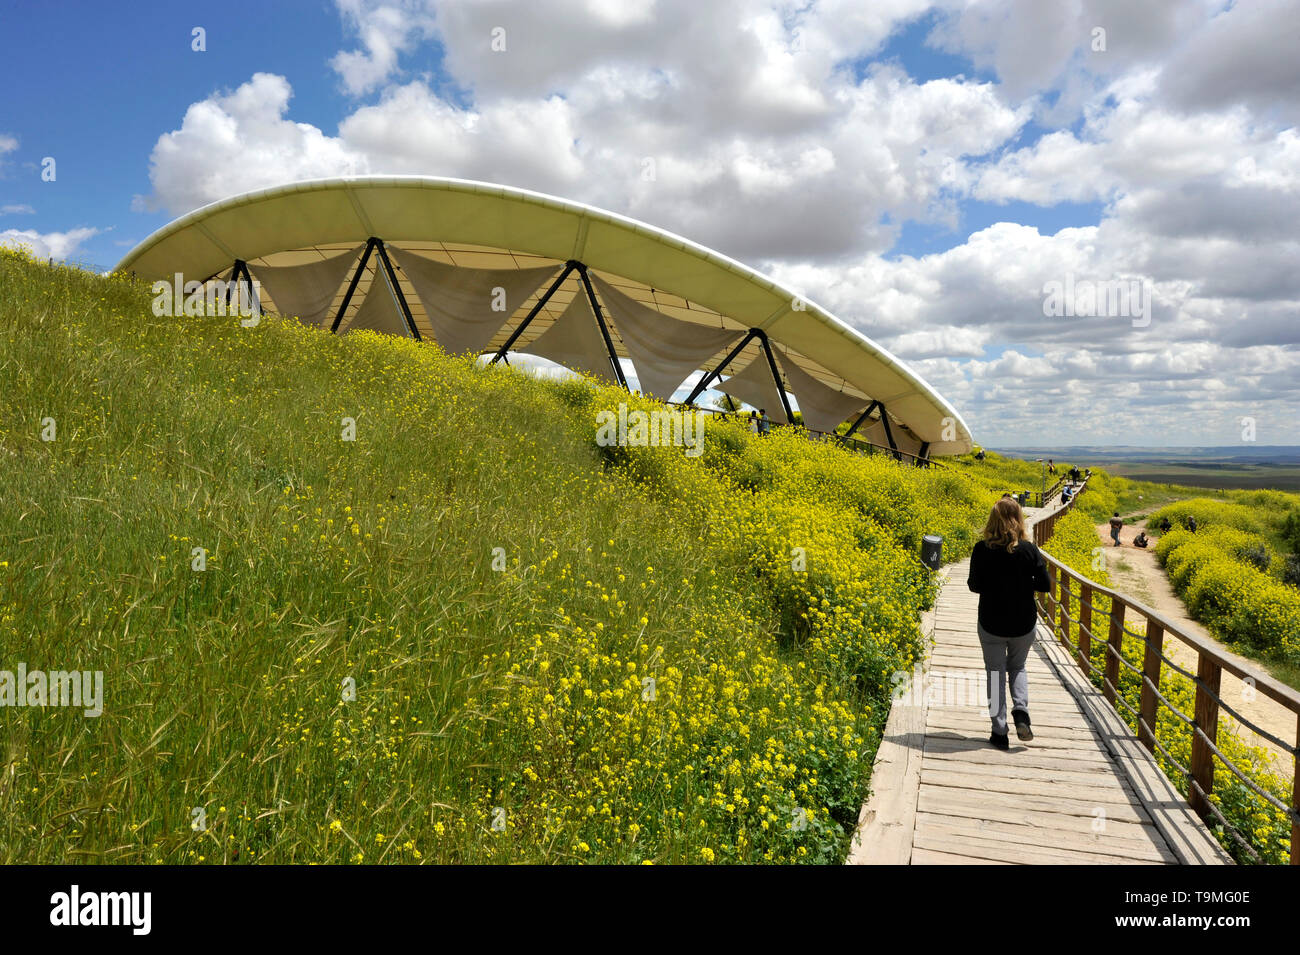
[983,498,1028,553]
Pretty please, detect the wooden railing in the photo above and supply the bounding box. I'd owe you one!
[1033,487,1300,864]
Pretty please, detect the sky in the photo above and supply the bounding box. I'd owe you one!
[2,0,1298,447]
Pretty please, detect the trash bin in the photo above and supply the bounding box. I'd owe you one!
[920,534,943,570]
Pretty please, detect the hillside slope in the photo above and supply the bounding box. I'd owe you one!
[0,248,997,863]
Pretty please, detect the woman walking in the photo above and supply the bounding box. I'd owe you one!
[967,498,1051,749]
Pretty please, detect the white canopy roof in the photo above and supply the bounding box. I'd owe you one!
[117,176,974,454]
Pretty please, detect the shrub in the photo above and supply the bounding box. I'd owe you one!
[1145,499,1265,536]
[1284,554,1300,589]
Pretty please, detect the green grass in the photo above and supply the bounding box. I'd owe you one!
[0,248,1002,864]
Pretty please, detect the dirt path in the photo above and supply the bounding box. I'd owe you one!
[1095,521,1295,778]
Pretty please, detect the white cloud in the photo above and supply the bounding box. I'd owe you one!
[332,0,437,96]
[1,204,35,215]
[1,226,100,261]
[134,73,369,213]
[124,0,1300,445]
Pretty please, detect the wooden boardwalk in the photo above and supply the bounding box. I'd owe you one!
[849,509,1232,865]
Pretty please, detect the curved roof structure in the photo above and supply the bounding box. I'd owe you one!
[117,176,974,455]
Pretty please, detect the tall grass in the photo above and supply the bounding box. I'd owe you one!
[0,248,996,863]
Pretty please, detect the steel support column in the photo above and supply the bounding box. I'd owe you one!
[756,330,794,424]
[490,261,577,364]
[682,329,761,406]
[331,238,378,333]
[841,400,880,442]
[374,239,420,340]
[878,402,900,459]
[574,263,629,389]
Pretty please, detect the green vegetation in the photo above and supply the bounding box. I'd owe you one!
[0,247,1000,864]
[1138,494,1300,671]
[1041,509,1293,864]
[948,450,1067,499]
[1095,462,1300,493]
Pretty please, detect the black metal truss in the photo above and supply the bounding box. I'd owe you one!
[681,326,793,422]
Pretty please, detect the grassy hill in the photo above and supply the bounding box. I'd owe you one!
[0,247,1002,864]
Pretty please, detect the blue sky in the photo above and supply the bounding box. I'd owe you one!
[1,1,357,267]
[3,0,1297,447]
[0,1,1105,269]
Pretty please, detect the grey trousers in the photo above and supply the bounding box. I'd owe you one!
[977,622,1035,735]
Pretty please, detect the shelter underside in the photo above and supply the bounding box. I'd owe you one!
[211,239,928,456]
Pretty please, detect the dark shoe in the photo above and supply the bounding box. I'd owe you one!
[1012,710,1033,741]
[989,731,1009,750]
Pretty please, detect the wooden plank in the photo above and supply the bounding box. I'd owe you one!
[845,566,950,865]
[914,811,1176,862]
[912,825,1164,865]
[922,742,1116,770]
[918,786,1151,824]
[910,847,1012,865]
[921,767,1143,806]
[1035,625,1233,865]
[920,758,1132,790]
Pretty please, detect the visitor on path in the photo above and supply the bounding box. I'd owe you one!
[748,410,759,434]
[757,409,771,435]
[1134,531,1149,548]
[1047,459,1056,475]
[1109,512,1123,546]
[967,498,1050,750]
[1188,515,1198,533]
[1159,516,1172,534]
[1069,465,1081,483]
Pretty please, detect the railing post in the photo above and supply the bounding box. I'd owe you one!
[1188,653,1221,821]
[1046,564,1058,626]
[1058,571,1071,647]
[1104,600,1125,707]
[1138,620,1164,754]
[1292,714,1299,866]
[1078,582,1092,676]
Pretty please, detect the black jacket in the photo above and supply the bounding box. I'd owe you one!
[967,539,1051,637]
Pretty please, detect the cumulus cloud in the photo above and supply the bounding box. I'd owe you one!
[1159,0,1300,123]
[134,73,369,213]
[332,0,438,95]
[126,0,1300,445]
[1,226,100,261]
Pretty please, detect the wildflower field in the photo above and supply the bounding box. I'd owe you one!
[1145,496,1300,669]
[0,249,1002,864]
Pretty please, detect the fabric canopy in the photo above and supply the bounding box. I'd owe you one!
[521,290,616,383]
[249,245,364,328]
[346,270,410,338]
[390,246,557,356]
[855,412,923,457]
[717,356,789,424]
[591,274,740,401]
[117,176,975,453]
[779,352,870,435]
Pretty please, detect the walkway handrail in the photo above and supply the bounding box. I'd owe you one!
[1033,487,1300,865]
